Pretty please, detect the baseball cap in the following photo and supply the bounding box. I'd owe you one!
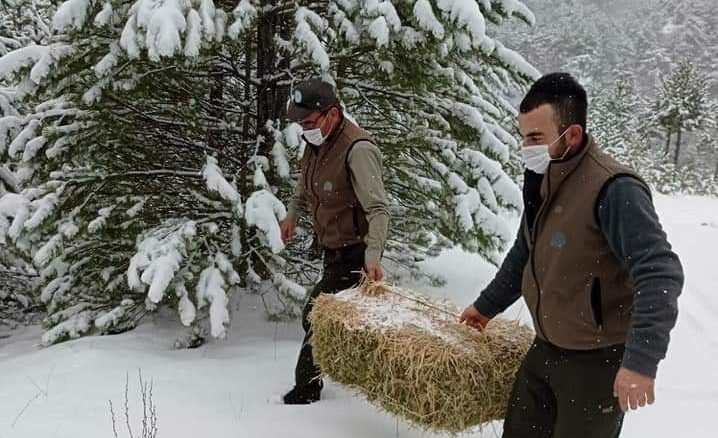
[286,79,339,121]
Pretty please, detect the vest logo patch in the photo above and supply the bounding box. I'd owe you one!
[550,231,567,248]
[323,180,333,192]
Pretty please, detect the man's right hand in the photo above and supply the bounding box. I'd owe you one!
[459,304,491,330]
[280,219,296,244]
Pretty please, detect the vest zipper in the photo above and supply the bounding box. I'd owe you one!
[309,147,323,245]
[530,165,552,342]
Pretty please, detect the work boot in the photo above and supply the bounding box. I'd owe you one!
[282,380,323,405]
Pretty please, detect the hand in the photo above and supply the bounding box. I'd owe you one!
[613,367,656,412]
[365,261,384,281]
[280,219,296,244]
[459,304,491,330]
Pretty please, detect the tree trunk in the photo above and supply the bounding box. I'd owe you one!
[673,128,682,165]
[250,0,293,278]
[714,158,718,181]
[255,0,291,177]
[664,129,672,156]
[207,70,224,152]
[239,32,252,269]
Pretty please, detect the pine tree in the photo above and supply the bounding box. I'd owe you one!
[591,77,716,197]
[651,60,711,165]
[1,0,52,329]
[590,77,644,163]
[0,0,537,344]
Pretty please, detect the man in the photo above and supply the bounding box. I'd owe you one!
[460,73,683,437]
[281,79,390,404]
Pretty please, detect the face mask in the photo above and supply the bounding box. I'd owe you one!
[302,112,330,146]
[519,128,571,174]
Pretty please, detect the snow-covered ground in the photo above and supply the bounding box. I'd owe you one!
[0,193,716,437]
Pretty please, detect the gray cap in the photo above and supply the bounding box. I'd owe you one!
[286,79,339,121]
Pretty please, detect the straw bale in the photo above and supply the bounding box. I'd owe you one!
[309,280,533,434]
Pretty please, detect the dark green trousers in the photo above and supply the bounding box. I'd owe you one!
[502,337,625,438]
[294,243,365,389]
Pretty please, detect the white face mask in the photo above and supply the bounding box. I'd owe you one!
[519,128,571,174]
[302,127,326,146]
[301,112,332,146]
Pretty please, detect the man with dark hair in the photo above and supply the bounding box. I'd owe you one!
[280,79,389,404]
[460,72,683,437]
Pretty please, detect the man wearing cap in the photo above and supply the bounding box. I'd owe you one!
[281,79,390,404]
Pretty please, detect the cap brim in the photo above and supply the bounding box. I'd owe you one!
[285,104,315,122]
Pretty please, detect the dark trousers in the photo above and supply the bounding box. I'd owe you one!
[293,243,365,389]
[503,337,625,438]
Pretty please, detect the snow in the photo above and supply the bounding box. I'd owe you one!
[0,46,46,81]
[58,221,79,238]
[184,9,202,57]
[118,0,215,61]
[338,17,360,44]
[119,18,141,59]
[126,198,146,217]
[34,233,62,267]
[213,8,227,41]
[94,42,120,78]
[271,134,291,179]
[378,60,394,74]
[0,115,24,154]
[87,206,115,233]
[0,164,20,193]
[493,39,541,80]
[0,44,72,87]
[22,135,47,161]
[253,164,268,189]
[127,220,197,306]
[198,0,216,36]
[374,0,402,31]
[272,273,307,302]
[174,279,196,326]
[146,1,187,62]
[459,148,522,209]
[228,0,257,39]
[294,9,330,70]
[95,300,135,332]
[333,285,467,349]
[0,92,18,118]
[24,192,59,230]
[28,49,55,85]
[40,310,93,346]
[93,2,114,28]
[437,0,486,45]
[367,17,390,48]
[498,0,535,26]
[7,118,40,158]
[52,0,91,32]
[197,266,230,338]
[0,192,29,240]
[0,193,716,436]
[477,176,498,211]
[202,156,243,215]
[244,189,286,254]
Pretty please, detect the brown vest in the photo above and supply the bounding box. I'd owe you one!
[300,118,371,249]
[521,136,648,350]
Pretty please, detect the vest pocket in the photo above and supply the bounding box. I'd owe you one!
[590,277,604,330]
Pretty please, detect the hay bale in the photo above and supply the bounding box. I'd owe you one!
[309,279,533,434]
